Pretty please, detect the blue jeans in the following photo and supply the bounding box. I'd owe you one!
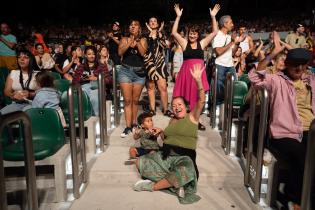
[216,64,237,105]
[0,102,29,115]
[82,83,99,116]
[117,64,146,85]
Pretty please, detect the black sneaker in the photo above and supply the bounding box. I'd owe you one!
[121,127,132,138]
[198,123,206,131]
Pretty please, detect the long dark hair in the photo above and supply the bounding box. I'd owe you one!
[83,45,99,72]
[16,49,39,90]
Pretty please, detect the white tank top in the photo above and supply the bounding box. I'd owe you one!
[239,37,249,53]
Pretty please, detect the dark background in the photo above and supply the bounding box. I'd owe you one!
[1,0,314,25]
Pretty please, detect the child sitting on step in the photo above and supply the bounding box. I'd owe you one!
[129,112,164,158]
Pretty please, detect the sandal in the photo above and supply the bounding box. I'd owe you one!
[198,122,206,131]
[148,109,156,116]
[164,110,175,118]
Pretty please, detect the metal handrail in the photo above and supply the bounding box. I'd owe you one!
[244,88,269,203]
[112,66,119,127]
[301,119,315,210]
[225,73,235,155]
[221,73,229,146]
[98,73,108,151]
[0,112,38,210]
[222,73,233,148]
[68,84,87,199]
[210,67,218,128]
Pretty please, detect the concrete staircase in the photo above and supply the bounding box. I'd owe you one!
[69,111,261,210]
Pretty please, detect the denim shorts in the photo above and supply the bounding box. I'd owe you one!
[117,64,146,85]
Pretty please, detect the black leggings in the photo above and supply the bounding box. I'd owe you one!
[162,144,199,179]
[270,131,308,204]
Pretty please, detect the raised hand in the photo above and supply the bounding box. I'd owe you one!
[190,64,205,82]
[232,32,246,44]
[209,4,220,17]
[108,32,113,38]
[159,21,164,32]
[174,4,183,17]
[272,31,285,55]
[145,22,153,32]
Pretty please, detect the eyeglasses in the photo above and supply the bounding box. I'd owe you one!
[295,38,299,44]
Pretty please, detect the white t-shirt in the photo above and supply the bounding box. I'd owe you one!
[212,30,233,67]
[62,59,78,74]
[10,70,39,91]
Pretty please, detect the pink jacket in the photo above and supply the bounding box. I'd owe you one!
[248,69,315,142]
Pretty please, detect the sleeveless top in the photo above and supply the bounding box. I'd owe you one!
[239,37,249,53]
[163,115,198,150]
[183,42,204,61]
[122,45,144,68]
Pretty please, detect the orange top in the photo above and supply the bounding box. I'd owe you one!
[31,33,49,55]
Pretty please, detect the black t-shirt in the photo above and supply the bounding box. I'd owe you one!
[55,53,68,67]
[108,31,121,65]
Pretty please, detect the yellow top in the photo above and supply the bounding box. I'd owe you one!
[293,79,314,130]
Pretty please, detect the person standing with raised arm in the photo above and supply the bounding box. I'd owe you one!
[212,15,246,105]
[172,4,220,130]
[144,17,173,117]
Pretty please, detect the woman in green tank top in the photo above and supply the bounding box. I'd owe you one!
[133,59,208,204]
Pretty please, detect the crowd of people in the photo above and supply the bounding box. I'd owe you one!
[1,3,315,209]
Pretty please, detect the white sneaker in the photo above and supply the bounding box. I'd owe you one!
[121,127,132,138]
[133,179,153,191]
[178,187,185,198]
[263,149,273,166]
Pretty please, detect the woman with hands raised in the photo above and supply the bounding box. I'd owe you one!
[144,17,172,117]
[171,4,220,130]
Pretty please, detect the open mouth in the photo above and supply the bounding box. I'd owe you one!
[175,108,182,114]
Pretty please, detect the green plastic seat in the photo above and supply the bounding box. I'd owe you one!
[48,71,62,80]
[238,74,250,86]
[60,90,93,124]
[0,67,11,106]
[54,79,71,93]
[2,108,66,161]
[233,81,248,106]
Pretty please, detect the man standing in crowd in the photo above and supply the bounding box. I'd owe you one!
[0,23,17,70]
[212,15,245,105]
[285,24,307,48]
[238,25,254,56]
[107,21,121,66]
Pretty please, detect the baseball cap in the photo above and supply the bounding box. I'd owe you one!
[113,21,120,27]
[286,48,312,64]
